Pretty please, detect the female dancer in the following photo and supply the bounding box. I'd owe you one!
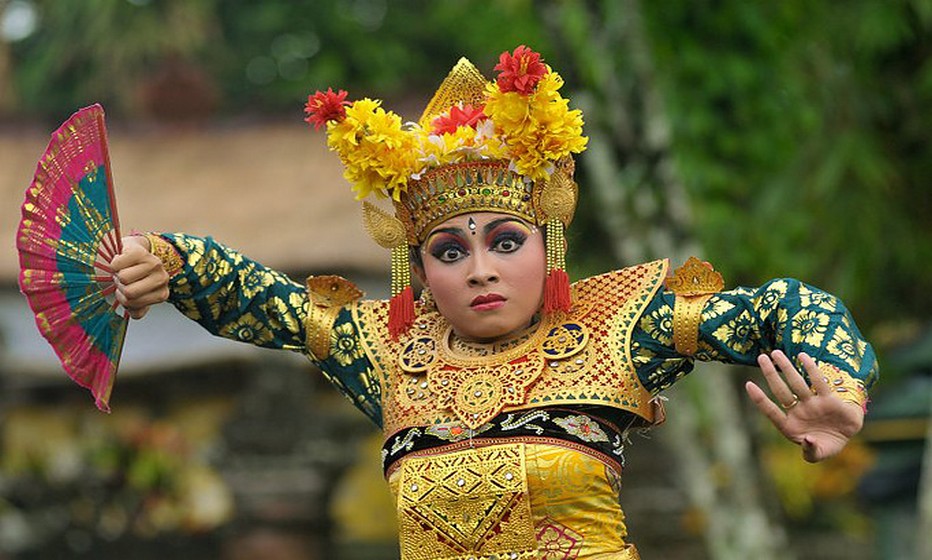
[109,46,876,559]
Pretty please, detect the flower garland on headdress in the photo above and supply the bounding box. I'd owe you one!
[305,46,587,337]
[305,45,586,199]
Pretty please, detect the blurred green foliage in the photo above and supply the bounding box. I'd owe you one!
[4,0,220,120]
[3,0,929,329]
[3,0,549,120]
[640,0,932,328]
[542,0,932,335]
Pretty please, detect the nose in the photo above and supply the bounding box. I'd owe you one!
[466,251,499,286]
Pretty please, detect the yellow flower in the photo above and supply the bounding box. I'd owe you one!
[194,255,232,289]
[702,296,736,321]
[321,60,588,199]
[222,313,273,345]
[713,309,759,354]
[641,307,674,346]
[791,309,830,347]
[537,520,582,559]
[484,72,587,181]
[757,280,788,313]
[266,296,300,334]
[826,327,861,370]
[239,265,274,299]
[799,286,837,312]
[328,98,419,200]
[485,88,531,131]
[419,126,483,168]
[331,322,364,366]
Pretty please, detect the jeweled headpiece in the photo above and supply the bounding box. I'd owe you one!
[305,46,588,337]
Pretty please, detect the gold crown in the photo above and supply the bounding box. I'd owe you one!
[401,161,532,244]
[306,46,587,247]
[305,46,586,335]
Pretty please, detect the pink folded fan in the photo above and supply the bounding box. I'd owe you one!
[16,104,127,411]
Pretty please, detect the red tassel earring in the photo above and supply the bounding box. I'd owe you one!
[388,244,415,339]
[543,219,572,314]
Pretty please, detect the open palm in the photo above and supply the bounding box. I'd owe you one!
[745,350,865,463]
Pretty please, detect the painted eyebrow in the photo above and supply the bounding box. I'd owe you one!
[423,227,466,250]
[483,217,529,235]
[429,227,465,237]
[425,218,528,245]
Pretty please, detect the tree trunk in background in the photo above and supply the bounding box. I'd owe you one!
[540,1,788,558]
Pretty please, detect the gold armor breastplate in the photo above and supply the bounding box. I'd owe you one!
[353,260,668,436]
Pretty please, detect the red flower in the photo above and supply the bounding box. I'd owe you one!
[494,45,548,95]
[304,88,350,130]
[430,103,487,135]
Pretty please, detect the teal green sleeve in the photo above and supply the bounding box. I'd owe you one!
[158,233,382,426]
[631,278,879,400]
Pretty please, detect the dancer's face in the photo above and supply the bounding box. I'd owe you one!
[417,212,546,342]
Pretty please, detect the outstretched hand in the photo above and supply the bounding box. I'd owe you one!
[746,350,864,463]
[110,236,169,320]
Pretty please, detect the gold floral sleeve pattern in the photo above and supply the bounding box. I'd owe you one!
[631,277,878,408]
[158,233,382,426]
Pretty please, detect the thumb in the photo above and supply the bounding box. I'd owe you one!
[801,435,823,463]
[121,235,150,253]
[801,436,816,463]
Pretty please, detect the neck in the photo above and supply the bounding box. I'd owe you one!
[449,314,541,347]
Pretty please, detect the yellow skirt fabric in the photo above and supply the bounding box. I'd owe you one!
[389,441,639,559]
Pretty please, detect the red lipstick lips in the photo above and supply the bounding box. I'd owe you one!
[471,293,506,310]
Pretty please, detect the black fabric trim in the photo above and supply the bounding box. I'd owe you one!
[382,406,643,476]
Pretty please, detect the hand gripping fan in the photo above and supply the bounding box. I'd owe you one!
[16,104,127,412]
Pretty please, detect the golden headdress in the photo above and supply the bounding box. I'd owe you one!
[305,46,588,337]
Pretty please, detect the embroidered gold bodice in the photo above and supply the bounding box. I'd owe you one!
[353,260,669,436]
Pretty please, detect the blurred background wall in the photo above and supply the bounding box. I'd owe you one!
[1,1,931,558]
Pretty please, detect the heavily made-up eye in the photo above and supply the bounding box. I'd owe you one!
[429,240,469,263]
[490,229,527,253]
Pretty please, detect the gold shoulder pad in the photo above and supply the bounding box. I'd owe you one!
[305,275,364,360]
[665,257,724,356]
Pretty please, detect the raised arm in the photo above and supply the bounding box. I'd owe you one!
[112,232,309,349]
[632,273,878,461]
[109,232,383,425]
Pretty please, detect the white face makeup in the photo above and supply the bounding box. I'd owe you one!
[419,212,546,342]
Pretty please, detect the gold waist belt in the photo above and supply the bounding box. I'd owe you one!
[395,441,642,560]
[398,442,537,559]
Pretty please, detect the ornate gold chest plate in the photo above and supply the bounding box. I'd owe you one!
[353,260,668,436]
